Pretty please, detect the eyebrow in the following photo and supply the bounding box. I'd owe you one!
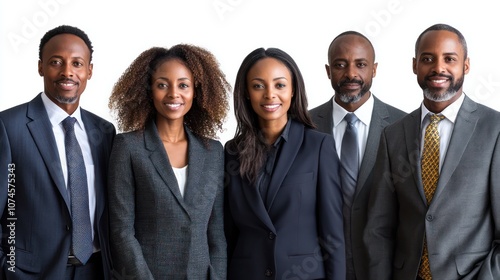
[420,52,459,56]
[251,77,289,82]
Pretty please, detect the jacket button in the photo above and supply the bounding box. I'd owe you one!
[268,232,275,240]
[66,225,70,231]
[426,215,433,221]
[265,268,273,277]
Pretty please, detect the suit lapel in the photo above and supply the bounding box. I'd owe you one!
[265,121,303,210]
[27,95,70,211]
[239,175,276,232]
[432,96,477,204]
[315,98,334,134]
[356,97,390,197]
[405,108,428,205]
[182,128,206,207]
[81,110,106,221]
[144,120,190,217]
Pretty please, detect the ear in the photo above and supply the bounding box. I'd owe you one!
[325,64,331,79]
[38,60,43,76]
[412,57,417,74]
[464,57,470,75]
[372,62,378,78]
[88,63,93,80]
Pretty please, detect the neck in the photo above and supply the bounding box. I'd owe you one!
[259,119,287,145]
[156,117,186,143]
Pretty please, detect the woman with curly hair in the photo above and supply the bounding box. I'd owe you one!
[224,48,345,279]
[107,45,230,279]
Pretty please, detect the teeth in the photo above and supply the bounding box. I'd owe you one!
[165,103,182,108]
[431,79,447,84]
[59,83,74,86]
[263,104,280,109]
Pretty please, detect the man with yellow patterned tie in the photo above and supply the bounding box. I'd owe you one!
[363,23,500,280]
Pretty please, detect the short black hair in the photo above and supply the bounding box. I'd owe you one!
[328,30,376,62]
[39,25,93,61]
[415,23,468,59]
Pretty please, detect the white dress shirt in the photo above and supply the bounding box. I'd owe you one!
[332,93,374,167]
[41,92,97,249]
[173,165,188,197]
[420,93,465,171]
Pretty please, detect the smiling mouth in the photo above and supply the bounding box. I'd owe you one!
[164,103,184,109]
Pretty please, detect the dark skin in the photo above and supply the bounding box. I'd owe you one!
[413,30,470,113]
[38,33,93,115]
[326,34,377,112]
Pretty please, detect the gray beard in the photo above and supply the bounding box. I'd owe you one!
[423,88,457,102]
[54,95,78,104]
[337,90,366,104]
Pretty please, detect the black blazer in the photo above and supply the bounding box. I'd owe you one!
[224,120,346,280]
[0,94,115,279]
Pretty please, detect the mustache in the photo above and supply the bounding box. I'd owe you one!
[338,79,363,87]
[55,78,78,84]
[425,73,453,80]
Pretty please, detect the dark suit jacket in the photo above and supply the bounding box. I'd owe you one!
[364,95,500,279]
[108,120,226,280]
[224,120,346,280]
[309,95,406,280]
[0,94,115,279]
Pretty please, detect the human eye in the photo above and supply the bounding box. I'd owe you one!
[445,56,457,63]
[179,83,190,89]
[357,62,368,68]
[73,61,84,67]
[252,83,264,89]
[276,83,286,89]
[421,56,433,63]
[49,59,62,66]
[334,62,346,68]
[157,82,168,89]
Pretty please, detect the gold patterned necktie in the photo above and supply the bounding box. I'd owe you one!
[418,113,445,280]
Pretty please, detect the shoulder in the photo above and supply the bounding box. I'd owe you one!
[0,102,29,121]
[373,95,407,118]
[81,109,115,132]
[309,99,332,116]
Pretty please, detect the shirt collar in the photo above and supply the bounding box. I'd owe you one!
[41,92,84,130]
[420,93,465,125]
[273,118,292,147]
[332,92,374,127]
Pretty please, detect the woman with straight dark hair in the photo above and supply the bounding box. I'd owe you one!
[224,47,345,279]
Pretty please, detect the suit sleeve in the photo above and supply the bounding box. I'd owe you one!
[363,128,397,280]
[206,143,227,280]
[107,134,154,280]
[478,131,500,279]
[0,118,11,278]
[317,134,346,279]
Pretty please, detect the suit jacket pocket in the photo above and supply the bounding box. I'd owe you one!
[455,250,488,276]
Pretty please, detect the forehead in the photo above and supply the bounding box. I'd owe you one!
[249,57,291,77]
[417,30,465,57]
[41,33,90,60]
[154,58,192,76]
[329,35,374,60]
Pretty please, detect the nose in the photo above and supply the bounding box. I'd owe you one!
[263,87,274,99]
[167,86,179,98]
[61,63,73,77]
[346,65,358,80]
[432,58,446,74]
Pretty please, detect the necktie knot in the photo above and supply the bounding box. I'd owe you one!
[344,113,358,126]
[62,116,77,132]
[429,114,445,124]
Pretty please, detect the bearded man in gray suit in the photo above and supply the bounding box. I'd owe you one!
[364,23,500,279]
[309,31,406,280]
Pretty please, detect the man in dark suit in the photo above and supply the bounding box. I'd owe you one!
[309,31,406,280]
[0,25,115,279]
[364,23,500,279]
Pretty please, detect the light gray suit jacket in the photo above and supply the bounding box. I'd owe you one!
[364,95,500,279]
[108,120,226,280]
[310,95,406,280]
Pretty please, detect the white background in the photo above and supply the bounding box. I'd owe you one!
[1,0,499,144]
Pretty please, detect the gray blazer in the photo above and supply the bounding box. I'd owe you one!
[310,95,406,280]
[364,95,500,279]
[108,120,226,280]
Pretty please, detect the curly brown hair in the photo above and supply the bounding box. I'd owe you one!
[109,45,231,140]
